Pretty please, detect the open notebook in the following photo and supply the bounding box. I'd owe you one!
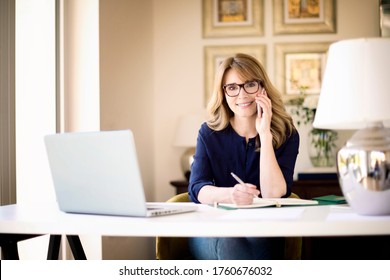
[44,130,197,217]
[218,197,318,209]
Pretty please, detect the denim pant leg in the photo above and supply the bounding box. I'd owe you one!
[188,237,285,260]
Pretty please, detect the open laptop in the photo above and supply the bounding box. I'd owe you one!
[44,130,197,217]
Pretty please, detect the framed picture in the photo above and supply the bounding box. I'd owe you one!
[380,0,390,37]
[202,0,264,38]
[274,42,331,102]
[204,45,266,106]
[273,0,336,34]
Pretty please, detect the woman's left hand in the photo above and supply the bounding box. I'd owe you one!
[255,88,272,135]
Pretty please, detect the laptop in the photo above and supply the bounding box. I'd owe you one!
[44,130,197,217]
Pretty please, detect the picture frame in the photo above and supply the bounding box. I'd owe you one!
[273,0,336,34]
[274,42,331,102]
[380,0,390,37]
[204,45,266,106]
[202,0,264,38]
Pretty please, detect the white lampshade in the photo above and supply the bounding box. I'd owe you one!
[313,38,390,130]
[173,113,205,179]
[173,114,204,147]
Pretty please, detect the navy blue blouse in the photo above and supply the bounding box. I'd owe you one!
[188,122,300,203]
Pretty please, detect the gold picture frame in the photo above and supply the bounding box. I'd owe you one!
[204,45,266,106]
[274,42,331,102]
[203,0,264,38]
[380,0,390,37]
[273,0,336,34]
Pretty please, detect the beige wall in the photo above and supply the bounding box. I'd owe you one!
[152,0,380,202]
[100,0,154,200]
[99,0,380,259]
[99,0,155,260]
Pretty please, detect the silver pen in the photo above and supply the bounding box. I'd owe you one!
[230,172,246,186]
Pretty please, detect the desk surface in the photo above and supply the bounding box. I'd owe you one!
[0,203,390,237]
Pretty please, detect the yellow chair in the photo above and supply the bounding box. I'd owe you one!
[156,192,193,260]
[156,192,302,260]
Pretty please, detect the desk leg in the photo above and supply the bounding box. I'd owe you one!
[47,235,87,260]
[67,235,87,260]
[47,235,62,260]
[0,234,41,260]
[1,240,19,260]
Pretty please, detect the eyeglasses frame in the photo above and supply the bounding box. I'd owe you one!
[223,80,263,97]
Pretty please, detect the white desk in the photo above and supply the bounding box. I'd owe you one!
[1,203,390,237]
[1,203,390,260]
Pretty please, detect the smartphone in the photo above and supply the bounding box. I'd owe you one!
[257,88,265,117]
[257,103,263,117]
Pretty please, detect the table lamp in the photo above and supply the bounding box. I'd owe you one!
[173,114,205,180]
[313,38,390,215]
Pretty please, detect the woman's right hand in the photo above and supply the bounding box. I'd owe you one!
[231,183,260,205]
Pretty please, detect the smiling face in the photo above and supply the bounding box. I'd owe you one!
[223,69,261,119]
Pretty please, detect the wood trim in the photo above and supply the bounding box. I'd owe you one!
[0,0,16,205]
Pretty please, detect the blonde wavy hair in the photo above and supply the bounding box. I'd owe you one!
[206,53,296,149]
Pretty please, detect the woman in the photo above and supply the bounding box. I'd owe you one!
[188,53,299,259]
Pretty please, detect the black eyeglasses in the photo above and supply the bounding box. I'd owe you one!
[223,80,262,97]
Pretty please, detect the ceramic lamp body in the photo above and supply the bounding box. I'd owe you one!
[337,125,390,215]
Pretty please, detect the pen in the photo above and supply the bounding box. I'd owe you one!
[230,172,258,198]
[230,172,246,186]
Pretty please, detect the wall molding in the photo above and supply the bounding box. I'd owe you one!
[0,0,16,205]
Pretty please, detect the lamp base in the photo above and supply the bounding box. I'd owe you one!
[180,147,195,181]
[337,123,390,215]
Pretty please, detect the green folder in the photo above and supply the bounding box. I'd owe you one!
[312,195,347,205]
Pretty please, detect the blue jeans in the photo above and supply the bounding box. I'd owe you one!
[188,237,285,260]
